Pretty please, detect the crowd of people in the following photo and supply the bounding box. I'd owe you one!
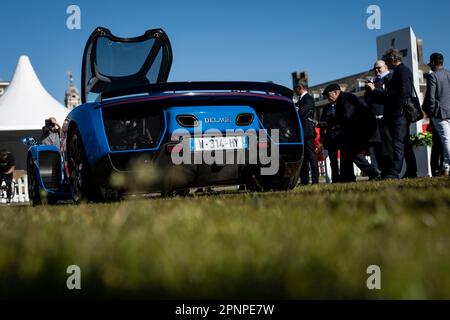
[295,49,450,184]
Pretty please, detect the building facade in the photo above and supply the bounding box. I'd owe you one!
[65,73,81,110]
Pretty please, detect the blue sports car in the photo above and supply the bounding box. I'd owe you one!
[25,27,304,204]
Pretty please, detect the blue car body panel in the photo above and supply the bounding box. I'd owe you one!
[27,145,71,198]
[67,102,110,165]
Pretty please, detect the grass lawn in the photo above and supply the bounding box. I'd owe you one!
[0,177,449,299]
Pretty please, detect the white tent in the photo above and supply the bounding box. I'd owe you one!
[0,56,69,170]
[0,55,69,130]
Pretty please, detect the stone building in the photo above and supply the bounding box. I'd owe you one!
[65,73,81,110]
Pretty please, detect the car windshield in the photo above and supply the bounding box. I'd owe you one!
[82,28,172,103]
[95,37,162,80]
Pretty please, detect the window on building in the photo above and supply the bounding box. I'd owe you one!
[418,70,424,84]
[313,92,320,102]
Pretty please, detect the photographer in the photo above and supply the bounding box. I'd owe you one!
[41,117,61,149]
[371,49,417,179]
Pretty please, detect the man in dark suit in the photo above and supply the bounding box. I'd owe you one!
[322,84,381,182]
[294,79,319,185]
[423,52,450,176]
[381,49,416,179]
[365,60,393,175]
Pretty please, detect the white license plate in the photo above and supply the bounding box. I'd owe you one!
[191,136,247,151]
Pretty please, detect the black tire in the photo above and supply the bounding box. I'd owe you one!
[259,164,301,192]
[27,156,42,206]
[276,174,300,191]
[67,128,102,203]
[46,195,58,205]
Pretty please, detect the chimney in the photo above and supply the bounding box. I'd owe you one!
[291,71,308,89]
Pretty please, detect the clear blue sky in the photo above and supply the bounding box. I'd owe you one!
[0,0,449,104]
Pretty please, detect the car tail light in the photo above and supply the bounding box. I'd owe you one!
[236,113,254,126]
[166,143,183,154]
[176,115,199,127]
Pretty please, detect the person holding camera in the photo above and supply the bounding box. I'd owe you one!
[41,117,61,149]
[367,49,417,179]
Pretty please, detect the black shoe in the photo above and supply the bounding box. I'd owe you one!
[383,174,399,180]
[369,169,383,181]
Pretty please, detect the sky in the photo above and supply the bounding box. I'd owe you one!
[0,0,449,104]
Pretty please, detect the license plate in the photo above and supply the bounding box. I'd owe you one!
[191,136,247,151]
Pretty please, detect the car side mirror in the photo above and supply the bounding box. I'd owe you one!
[21,137,38,147]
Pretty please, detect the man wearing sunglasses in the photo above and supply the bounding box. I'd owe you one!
[367,49,417,179]
[365,60,393,176]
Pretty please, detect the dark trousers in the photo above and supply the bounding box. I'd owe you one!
[326,145,340,183]
[368,145,380,171]
[339,139,379,182]
[431,125,444,175]
[387,115,409,178]
[403,137,417,178]
[370,117,393,175]
[300,136,319,185]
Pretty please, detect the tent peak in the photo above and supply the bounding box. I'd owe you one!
[0,56,69,131]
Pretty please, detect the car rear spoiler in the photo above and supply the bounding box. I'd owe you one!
[100,81,294,101]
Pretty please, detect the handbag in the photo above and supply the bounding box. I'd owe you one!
[402,80,424,122]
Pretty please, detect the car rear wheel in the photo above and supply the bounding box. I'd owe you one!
[68,128,102,203]
[265,167,301,191]
[27,157,41,206]
[248,164,301,192]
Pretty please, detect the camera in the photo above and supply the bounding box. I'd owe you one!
[45,119,53,129]
[365,77,374,84]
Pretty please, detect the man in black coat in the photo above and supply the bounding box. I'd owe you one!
[322,84,381,182]
[294,79,319,185]
[319,102,341,183]
[365,60,393,175]
[378,49,417,179]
